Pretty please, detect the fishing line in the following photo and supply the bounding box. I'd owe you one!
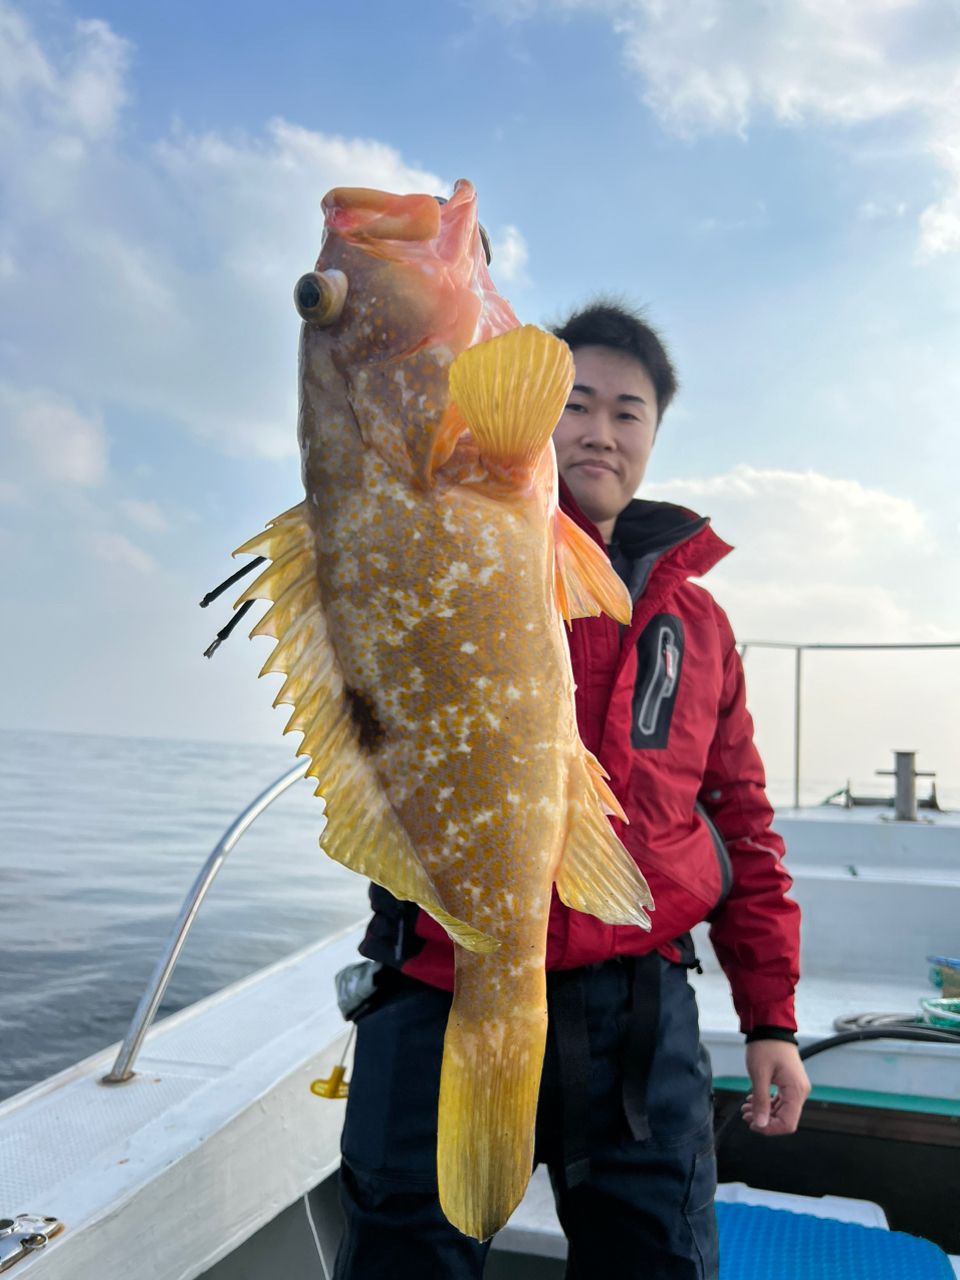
[199,557,265,608]
[202,600,256,659]
[199,557,265,657]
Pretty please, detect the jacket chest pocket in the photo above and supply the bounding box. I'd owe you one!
[631,614,684,749]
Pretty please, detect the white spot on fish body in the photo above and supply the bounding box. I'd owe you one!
[460,642,477,654]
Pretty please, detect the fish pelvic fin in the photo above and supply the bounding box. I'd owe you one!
[438,962,546,1240]
[554,509,633,625]
[555,751,653,928]
[447,325,573,474]
[231,505,499,956]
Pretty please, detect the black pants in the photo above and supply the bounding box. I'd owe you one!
[333,957,718,1279]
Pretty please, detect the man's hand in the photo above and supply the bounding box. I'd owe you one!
[742,1041,811,1136]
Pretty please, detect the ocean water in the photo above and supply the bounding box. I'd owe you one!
[2,728,955,1105]
[0,729,369,1102]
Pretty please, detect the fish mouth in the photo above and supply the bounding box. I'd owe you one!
[321,179,482,271]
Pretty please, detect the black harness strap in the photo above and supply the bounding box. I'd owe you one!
[547,969,593,1189]
[621,952,662,1143]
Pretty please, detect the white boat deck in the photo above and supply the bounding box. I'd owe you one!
[0,922,366,1279]
[3,801,957,1277]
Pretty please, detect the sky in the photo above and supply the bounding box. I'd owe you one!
[1,0,959,804]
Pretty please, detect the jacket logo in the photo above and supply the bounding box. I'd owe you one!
[631,614,685,750]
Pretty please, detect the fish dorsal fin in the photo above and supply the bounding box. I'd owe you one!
[554,511,632,625]
[555,751,653,928]
[447,325,573,473]
[232,504,499,956]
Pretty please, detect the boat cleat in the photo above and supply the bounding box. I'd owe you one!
[0,1215,64,1272]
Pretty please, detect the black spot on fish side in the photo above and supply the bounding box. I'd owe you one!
[345,687,386,753]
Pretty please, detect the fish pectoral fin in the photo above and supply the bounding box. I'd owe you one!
[555,754,653,928]
[447,325,573,474]
[554,510,633,625]
[425,401,470,485]
[233,506,499,957]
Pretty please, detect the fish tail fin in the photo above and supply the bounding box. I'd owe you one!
[447,325,573,472]
[438,962,546,1240]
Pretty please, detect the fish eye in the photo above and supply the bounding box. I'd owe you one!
[293,270,348,325]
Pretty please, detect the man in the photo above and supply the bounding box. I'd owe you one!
[334,301,809,1279]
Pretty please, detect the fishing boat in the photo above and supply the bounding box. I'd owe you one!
[2,642,959,1278]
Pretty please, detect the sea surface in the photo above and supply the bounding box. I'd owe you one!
[0,729,369,1102]
[2,728,955,1104]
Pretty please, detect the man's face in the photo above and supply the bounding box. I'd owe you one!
[553,345,658,540]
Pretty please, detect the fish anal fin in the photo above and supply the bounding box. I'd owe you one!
[447,326,573,474]
[555,510,632,625]
[555,756,653,928]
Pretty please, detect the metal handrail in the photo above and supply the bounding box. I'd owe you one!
[102,758,310,1084]
[738,640,960,809]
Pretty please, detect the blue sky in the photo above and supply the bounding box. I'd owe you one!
[2,0,959,800]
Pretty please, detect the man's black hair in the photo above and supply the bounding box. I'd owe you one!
[551,299,678,423]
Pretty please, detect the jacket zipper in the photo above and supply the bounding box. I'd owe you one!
[636,625,679,736]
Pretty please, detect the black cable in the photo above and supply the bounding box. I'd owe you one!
[199,556,265,608]
[203,599,256,659]
[713,1024,960,1148]
[798,1026,960,1061]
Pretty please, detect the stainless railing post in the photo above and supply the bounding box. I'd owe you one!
[736,639,959,812]
[793,646,803,810]
[102,758,310,1084]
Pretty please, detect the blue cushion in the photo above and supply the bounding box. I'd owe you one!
[716,1203,955,1280]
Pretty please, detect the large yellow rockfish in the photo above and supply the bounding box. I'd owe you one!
[232,180,653,1240]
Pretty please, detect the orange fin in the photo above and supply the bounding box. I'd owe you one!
[554,510,632,625]
[425,401,470,484]
[555,753,653,928]
[447,325,573,473]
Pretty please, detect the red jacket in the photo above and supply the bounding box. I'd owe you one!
[360,483,801,1034]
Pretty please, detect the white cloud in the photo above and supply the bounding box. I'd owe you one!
[643,465,942,640]
[88,530,156,574]
[489,224,530,283]
[0,6,453,462]
[8,390,108,486]
[119,498,167,532]
[857,199,908,221]
[0,4,130,144]
[512,0,960,255]
[641,464,959,798]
